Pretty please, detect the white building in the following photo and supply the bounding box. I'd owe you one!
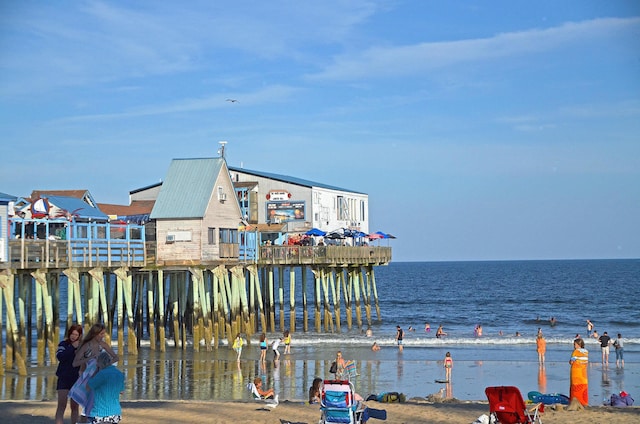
[228,166,369,235]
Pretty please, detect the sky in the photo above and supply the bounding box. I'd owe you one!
[1,1,639,262]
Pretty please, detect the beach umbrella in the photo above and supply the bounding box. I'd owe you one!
[305,228,326,236]
[325,232,345,240]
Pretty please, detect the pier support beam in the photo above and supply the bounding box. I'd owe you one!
[0,271,27,375]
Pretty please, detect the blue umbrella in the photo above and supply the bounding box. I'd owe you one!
[305,228,326,236]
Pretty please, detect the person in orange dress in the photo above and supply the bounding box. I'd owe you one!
[536,334,546,365]
[569,338,589,406]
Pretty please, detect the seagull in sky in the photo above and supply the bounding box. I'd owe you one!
[226,98,238,103]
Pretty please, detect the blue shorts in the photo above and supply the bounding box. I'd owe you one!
[397,340,403,345]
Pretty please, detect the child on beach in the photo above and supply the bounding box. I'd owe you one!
[283,330,291,354]
[272,338,282,360]
[259,333,268,362]
[444,352,453,381]
[232,333,243,362]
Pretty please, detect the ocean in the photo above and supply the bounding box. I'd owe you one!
[2,259,639,404]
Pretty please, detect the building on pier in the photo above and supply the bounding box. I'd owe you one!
[0,156,392,375]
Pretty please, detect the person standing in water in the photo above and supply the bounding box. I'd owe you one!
[232,333,244,362]
[283,330,291,354]
[444,352,453,381]
[536,334,546,365]
[395,325,404,352]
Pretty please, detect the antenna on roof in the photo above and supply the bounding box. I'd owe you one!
[218,140,228,158]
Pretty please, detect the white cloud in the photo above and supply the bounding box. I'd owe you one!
[310,17,640,80]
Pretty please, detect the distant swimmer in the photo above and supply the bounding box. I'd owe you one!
[408,326,416,332]
[586,320,594,337]
[549,317,557,327]
[371,342,381,351]
[436,325,447,338]
[425,323,431,332]
[474,325,483,337]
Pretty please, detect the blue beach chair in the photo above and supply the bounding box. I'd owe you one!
[319,380,364,424]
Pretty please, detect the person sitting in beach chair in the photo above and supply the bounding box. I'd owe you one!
[485,386,542,424]
[247,378,278,409]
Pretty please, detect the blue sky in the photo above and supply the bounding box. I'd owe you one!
[1,1,639,262]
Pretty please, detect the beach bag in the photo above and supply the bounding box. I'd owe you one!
[611,392,634,407]
[380,392,406,403]
[329,361,338,374]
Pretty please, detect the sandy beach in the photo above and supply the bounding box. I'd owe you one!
[2,398,639,424]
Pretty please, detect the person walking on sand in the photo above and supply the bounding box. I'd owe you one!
[259,333,268,362]
[232,333,244,361]
[55,324,83,424]
[613,333,624,368]
[536,333,546,365]
[395,325,404,352]
[332,351,347,378]
[569,338,589,406]
[444,352,453,381]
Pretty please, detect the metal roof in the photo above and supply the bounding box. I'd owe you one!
[228,166,365,195]
[0,191,17,203]
[45,195,109,220]
[150,158,225,219]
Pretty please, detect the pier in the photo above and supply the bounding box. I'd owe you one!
[0,237,391,375]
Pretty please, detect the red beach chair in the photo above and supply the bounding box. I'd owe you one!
[485,386,543,424]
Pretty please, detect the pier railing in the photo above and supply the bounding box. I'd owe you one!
[257,245,392,265]
[2,239,146,269]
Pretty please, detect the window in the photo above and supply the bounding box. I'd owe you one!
[219,228,238,244]
[208,227,215,245]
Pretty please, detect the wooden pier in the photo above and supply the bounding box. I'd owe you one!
[0,240,391,375]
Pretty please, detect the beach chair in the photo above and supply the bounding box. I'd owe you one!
[319,380,365,424]
[336,360,358,380]
[246,382,278,409]
[485,386,542,424]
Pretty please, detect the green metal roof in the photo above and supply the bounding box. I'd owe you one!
[150,158,225,219]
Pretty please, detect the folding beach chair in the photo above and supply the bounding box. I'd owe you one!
[485,386,542,424]
[319,380,365,424]
[246,382,279,409]
[336,360,358,381]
